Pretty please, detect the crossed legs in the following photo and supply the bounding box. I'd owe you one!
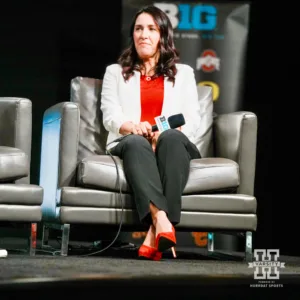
[110,130,201,260]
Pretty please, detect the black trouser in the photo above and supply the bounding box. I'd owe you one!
[110,129,201,225]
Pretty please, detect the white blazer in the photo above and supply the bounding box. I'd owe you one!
[101,63,201,148]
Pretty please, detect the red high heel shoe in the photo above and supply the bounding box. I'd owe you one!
[155,226,176,255]
[138,245,162,261]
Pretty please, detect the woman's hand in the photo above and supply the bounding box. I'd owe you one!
[147,127,181,152]
[119,121,135,135]
[132,121,154,138]
[119,121,154,138]
[148,131,160,152]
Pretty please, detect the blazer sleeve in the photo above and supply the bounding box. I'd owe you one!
[180,66,201,145]
[100,64,128,135]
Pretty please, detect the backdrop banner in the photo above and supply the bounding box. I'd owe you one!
[121,0,250,114]
[121,0,250,250]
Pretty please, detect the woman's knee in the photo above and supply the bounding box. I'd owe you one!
[158,129,185,144]
[123,134,151,150]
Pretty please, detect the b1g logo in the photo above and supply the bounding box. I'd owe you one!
[154,2,217,30]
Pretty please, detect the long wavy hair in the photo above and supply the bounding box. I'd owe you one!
[117,5,180,85]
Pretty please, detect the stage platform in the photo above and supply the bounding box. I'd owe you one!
[1,238,300,299]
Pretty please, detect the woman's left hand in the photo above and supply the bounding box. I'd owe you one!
[148,126,181,152]
[147,131,160,152]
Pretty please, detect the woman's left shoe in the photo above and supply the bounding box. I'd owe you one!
[138,244,162,261]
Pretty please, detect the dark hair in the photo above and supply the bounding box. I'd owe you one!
[117,5,180,84]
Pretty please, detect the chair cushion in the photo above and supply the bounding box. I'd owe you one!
[0,146,28,182]
[76,155,239,194]
[0,184,43,205]
[60,187,255,214]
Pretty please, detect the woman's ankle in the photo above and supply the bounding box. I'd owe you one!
[152,210,167,226]
[154,212,172,235]
[142,225,156,248]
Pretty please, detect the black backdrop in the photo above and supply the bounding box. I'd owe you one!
[0,0,289,255]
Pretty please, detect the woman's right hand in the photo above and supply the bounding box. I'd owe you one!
[119,121,154,138]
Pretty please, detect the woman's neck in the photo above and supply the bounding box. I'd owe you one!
[141,56,158,76]
[142,63,155,76]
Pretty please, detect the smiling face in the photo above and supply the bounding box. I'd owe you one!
[133,12,160,61]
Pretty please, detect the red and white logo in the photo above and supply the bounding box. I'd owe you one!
[196,49,220,72]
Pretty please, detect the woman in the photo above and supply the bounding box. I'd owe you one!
[101,5,201,261]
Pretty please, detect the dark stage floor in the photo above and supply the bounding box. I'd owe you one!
[1,236,300,299]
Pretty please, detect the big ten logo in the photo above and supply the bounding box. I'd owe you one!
[154,2,217,31]
[198,81,219,101]
[191,232,208,247]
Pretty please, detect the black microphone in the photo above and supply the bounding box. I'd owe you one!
[152,113,185,132]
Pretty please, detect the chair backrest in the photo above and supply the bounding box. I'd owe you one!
[0,97,32,184]
[70,77,214,162]
[71,77,108,162]
[195,85,214,157]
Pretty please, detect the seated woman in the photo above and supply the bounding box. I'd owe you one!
[101,5,201,261]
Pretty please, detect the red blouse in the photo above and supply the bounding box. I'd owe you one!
[140,75,164,124]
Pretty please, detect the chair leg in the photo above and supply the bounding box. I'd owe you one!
[207,232,214,252]
[41,224,50,248]
[206,232,245,261]
[29,223,37,256]
[41,223,71,256]
[245,231,253,262]
[60,224,70,256]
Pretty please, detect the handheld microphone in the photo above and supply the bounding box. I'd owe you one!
[107,113,185,146]
[152,113,185,132]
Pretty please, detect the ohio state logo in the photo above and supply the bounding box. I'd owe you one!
[196,49,220,72]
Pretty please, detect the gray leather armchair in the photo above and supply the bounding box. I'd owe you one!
[0,97,44,255]
[39,77,257,261]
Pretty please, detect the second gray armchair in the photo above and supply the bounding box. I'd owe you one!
[0,97,44,255]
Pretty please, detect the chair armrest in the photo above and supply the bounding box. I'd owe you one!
[39,102,80,221]
[0,97,32,183]
[213,111,257,195]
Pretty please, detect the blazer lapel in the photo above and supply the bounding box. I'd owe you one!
[161,77,175,117]
[125,70,141,123]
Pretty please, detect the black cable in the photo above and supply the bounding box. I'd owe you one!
[11,135,134,257]
[32,135,130,258]
[79,135,130,257]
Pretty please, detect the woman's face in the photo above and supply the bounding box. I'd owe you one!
[133,12,160,60]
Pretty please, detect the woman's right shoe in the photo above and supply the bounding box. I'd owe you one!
[155,226,176,255]
[138,244,162,261]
